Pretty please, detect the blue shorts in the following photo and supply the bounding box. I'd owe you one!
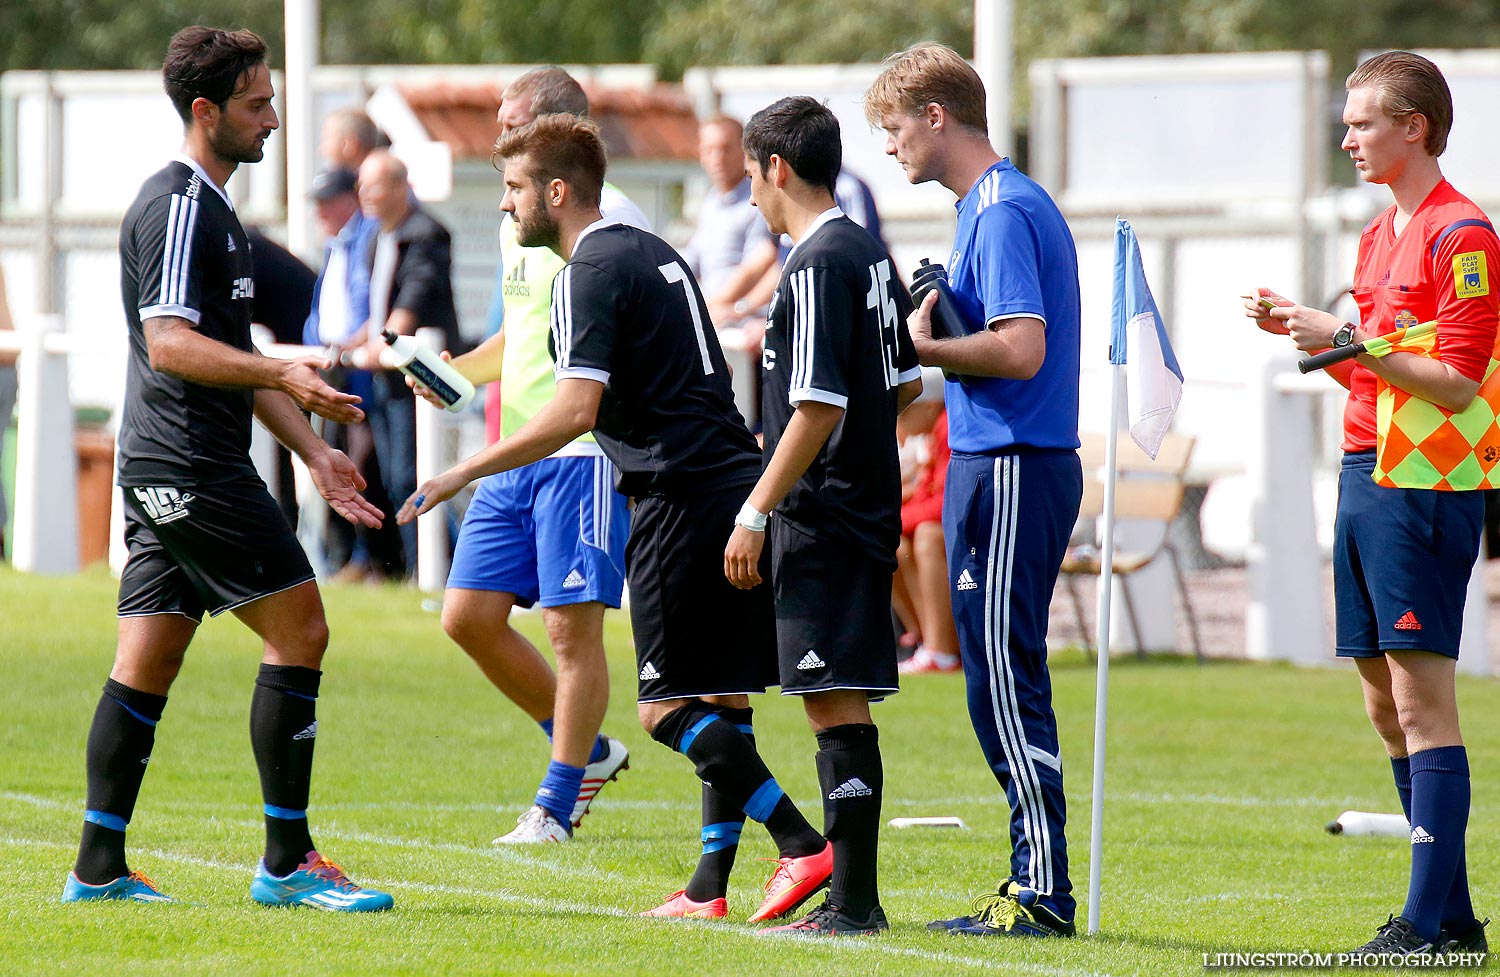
[447,455,629,608]
[1333,450,1484,659]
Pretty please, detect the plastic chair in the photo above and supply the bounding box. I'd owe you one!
[1061,432,1202,661]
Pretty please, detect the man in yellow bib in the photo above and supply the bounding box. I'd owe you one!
[428,67,648,843]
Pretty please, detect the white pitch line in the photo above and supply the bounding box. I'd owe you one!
[2,833,1132,977]
[1114,791,1372,810]
[2,792,1008,814]
[0,792,624,882]
[7,787,1374,815]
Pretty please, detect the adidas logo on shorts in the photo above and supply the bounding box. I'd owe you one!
[561,569,586,590]
[639,662,661,681]
[796,650,826,671]
[828,778,873,799]
[1411,825,1435,844]
[956,569,978,591]
[1393,610,1422,631]
[292,721,318,741]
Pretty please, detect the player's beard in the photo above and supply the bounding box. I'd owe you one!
[212,125,268,165]
[514,204,561,253]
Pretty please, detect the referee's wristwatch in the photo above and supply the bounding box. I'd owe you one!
[1331,322,1356,348]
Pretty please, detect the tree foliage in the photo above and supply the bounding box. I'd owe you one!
[640,0,972,77]
[7,0,1500,85]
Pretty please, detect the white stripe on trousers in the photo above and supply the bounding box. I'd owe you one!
[982,455,1055,894]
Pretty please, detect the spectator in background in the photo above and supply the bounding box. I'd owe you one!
[707,165,888,349]
[243,226,317,529]
[245,228,316,347]
[895,369,959,675]
[685,115,774,330]
[320,107,384,172]
[303,168,402,582]
[834,169,885,250]
[0,265,15,558]
[358,150,460,578]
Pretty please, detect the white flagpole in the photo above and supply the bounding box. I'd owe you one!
[1086,361,1125,936]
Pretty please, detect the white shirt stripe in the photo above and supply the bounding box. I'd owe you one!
[156,193,199,313]
[983,455,1056,894]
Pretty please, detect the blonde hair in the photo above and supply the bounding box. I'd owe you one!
[1347,51,1452,157]
[864,42,987,134]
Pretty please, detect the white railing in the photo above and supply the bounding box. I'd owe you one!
[0,319,457,591]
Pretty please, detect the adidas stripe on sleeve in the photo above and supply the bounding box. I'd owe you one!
[550,262,616,386]
[785,266,853,409]
[136,193,205,324]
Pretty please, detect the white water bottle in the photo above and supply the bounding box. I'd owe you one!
[1325,811,1410,837]
[380,330,475,413]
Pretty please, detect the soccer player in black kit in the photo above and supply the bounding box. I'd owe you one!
[62,26,392,910]
[724,96,922,936]
[401,113,833,923]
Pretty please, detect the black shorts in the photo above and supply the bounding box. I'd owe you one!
[627,484,778,703]
[117,479,315,621]
[772,518,899,698]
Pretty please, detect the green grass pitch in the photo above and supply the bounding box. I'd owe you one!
[0,567,1493,975]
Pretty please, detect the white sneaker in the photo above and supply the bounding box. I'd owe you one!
[493,805,572,845]
[571,735,629,828]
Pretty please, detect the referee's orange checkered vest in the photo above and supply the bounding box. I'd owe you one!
[1373,314,1500,490]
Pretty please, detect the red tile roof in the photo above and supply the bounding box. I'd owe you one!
[397,81,699,163]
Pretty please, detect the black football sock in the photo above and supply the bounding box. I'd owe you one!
[685,706,754,902]
[74,679,166,884]
[816,723,883,919]
[250,664,321,876]
[651,703,823,859]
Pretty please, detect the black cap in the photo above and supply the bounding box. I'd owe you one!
[309,168,358,202]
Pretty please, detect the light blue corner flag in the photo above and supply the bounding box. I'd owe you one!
[1111,218,1183,459]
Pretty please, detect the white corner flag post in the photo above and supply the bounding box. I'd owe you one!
[1086,361,1123,937]
[1087,218,1184,936]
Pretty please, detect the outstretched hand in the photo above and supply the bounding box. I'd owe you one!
[280,356,365,423]
[307,449,383,528]
[397,469,469,525]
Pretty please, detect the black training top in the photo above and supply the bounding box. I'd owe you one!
[549,220,761,498]
[761,211,921,564]
[117,158,258,486]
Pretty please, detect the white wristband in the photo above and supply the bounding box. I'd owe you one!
[735,502,768,532]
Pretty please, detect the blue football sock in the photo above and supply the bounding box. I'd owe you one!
[1390,755,1412,822]
[540,717,606,764]
[534,760,584,829]
[1402,746,1470,942]
[1393,753,1474,931]
[588,734,609,764]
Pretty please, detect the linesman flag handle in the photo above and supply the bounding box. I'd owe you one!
[1297,320,1437,375]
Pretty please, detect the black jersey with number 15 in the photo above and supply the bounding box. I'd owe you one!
[549,221,761,498]
[116,158,259,487]
[762,212,920,565]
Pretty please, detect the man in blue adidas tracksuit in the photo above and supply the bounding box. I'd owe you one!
[866,42,1083,937]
